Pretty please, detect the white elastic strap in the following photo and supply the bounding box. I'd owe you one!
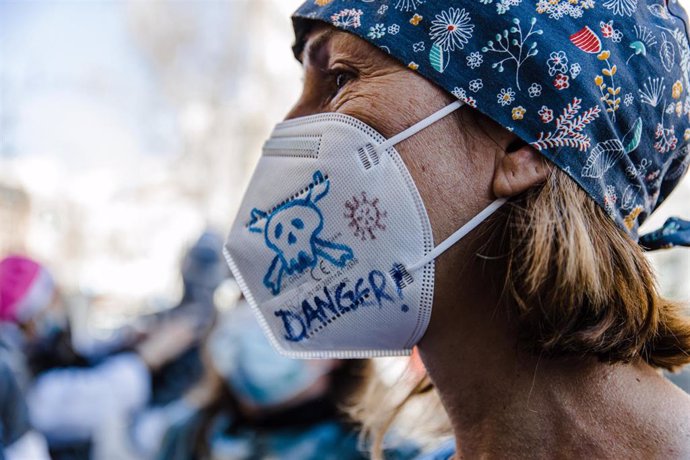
[375,100,464,154]
[408,198,508,273]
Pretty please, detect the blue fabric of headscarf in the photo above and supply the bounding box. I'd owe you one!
[293,0,690,249]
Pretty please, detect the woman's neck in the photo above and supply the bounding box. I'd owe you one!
[417,251,690,459]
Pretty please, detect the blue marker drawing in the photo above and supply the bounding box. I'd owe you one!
[249,171,354,295]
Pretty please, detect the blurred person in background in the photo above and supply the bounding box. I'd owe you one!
[0,254,74,383]
[140,302,418,460]
[0,255,64,459]
[224,1,690,458]
[145,230,230,408]
[0,342,50,459]
[92,230,233,460]
[0,254,199,460]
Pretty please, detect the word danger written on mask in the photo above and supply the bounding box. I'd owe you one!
[274,258,405,342]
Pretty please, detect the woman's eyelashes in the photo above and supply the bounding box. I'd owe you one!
[327,65,357,96]
[335,71,354,89]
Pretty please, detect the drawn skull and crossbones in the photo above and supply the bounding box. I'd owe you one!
[249,171,354,295]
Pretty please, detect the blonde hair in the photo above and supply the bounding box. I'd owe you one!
[351,167,690,459]
[505,169,690,369]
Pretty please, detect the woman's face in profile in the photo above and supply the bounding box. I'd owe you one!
[287,24,500,252]
[283,24,517,347]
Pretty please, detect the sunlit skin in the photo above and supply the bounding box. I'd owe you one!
[289,24,690,459]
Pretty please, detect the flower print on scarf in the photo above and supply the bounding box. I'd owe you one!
[602,0,638,17]
[654,106,678,153]
[538,105,554,123]
[428,7,474,73]
[659,32,676,72]
[429,7,474,51]
[627,26,657,64]
[626,158,652,179]
[593,50,622,121]
[581,118,642,178]
[600,20,615,38]
[571,25,622,122]
[531,98,601,151]
[395,0,425,12]
[512,106,526,120]
[600,20,624,43]
[331,9,363,28]
[639,77,665,107]
[497,87,516,106]
[452,87,467,100]
[368,23,386,39]
[673,80,683,99]
[547,51,568,76]
[294,0,690,238]
[480,0,523,15]
[665,101,684,117]
[469,78,483,92]
[536,0,594,20]
[554,73,570,90]
[466,51,483,68]
[528,82,542,97]
[604,185,618,218]
[463,96,478,107]
[482,17,542,90]
[623,206,644,231]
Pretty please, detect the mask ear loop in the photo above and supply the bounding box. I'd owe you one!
[407,197,507,273]
[391,197,507,291]
[374,100,465,155]
[376,100,508,290]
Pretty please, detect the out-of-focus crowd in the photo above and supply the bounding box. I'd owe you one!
[0,231,420,460]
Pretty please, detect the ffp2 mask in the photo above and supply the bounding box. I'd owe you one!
[224,101,506,358]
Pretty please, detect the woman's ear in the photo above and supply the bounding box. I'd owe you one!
[493,138,549,198]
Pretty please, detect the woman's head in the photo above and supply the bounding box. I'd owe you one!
[286,18,690,368]
[222,3,690,453]
[225,0,690,363]
[0,255,61,333]
[292,1,690,239]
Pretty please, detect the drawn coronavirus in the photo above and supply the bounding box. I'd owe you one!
[344,192,387,241]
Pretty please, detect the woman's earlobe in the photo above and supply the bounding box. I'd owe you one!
[493,143,548,198]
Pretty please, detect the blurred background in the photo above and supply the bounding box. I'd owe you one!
[1,0,690,381]
[1,0,306,338]
[0,0,690,460]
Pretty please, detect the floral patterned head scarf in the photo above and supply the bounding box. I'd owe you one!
[292,0,690,249]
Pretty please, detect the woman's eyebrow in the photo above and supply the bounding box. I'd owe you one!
[301,29,335,67]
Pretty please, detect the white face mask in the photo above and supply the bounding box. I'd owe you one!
[224,101,506,359]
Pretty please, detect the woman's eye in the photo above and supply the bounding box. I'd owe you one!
[335,72,353,89]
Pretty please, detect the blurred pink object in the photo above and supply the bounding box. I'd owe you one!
[0,255,55,323]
